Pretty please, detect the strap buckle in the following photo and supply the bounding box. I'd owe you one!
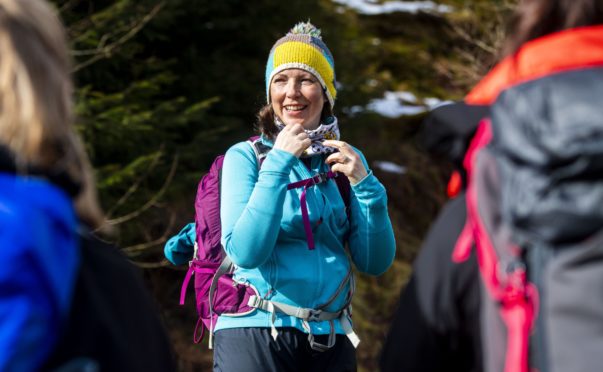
[311,173,323,185]
[247,295,263,309]
[307,309,323,322]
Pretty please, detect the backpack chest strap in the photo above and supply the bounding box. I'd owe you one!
[286,171,340,250]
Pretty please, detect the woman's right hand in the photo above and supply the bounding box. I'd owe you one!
[273,123,311,158]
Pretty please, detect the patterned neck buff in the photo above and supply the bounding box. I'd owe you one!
[275,116,340,157]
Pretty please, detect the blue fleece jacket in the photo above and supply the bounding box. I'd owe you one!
[216,136,396,335]
[0,173,79,372]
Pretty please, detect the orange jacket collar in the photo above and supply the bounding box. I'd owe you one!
[466,25,603,105]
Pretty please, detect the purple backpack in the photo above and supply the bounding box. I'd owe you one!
[179,137,351,347]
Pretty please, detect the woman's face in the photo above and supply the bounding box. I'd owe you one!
[270,68,326,131]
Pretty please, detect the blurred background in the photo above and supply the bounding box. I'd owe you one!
[57,0,514,370]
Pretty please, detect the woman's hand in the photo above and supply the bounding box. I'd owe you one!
[273,123,311,158]
[323,140,368,185]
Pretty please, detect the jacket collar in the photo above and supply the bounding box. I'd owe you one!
[466,24,603,105]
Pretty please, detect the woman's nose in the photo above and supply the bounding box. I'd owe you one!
[285,80,300,97]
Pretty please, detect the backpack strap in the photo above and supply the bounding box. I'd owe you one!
[247,136,270,167]
[248,136,351,222]
[246,259,359,351]
[306,261,358,351]
[246,295,359,351]
[287,170,342,250]
[462,119,537,372]
[206,256,234,348]
[333,171,351,216]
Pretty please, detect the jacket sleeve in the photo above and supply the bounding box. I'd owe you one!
[164,222,195,265]
[346,148,396,275]
[220,142,296,269]
[0,199,79,371]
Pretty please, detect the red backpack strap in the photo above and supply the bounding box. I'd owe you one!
[452,220,473,263]
[451,117,493,264]
[464,118,538,372]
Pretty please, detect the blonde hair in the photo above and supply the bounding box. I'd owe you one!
[0,0,104,228]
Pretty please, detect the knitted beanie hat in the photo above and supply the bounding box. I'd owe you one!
[265,22,337,108]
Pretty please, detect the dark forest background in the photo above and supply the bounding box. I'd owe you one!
[55,0,514,370]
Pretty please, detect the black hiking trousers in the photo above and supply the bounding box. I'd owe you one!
[213,327,356,372]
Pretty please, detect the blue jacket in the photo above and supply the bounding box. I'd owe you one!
[0,173,79,372]
[216,136,396,335]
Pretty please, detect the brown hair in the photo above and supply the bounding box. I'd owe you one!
[502,0,603,57]
[256,100,334,139]
[0,0,104,228]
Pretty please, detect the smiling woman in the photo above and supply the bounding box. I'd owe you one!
[210,22,396,372]
[164,21,396,372]
[270,69,326,130]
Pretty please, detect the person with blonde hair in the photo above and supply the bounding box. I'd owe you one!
[0,0,174,370]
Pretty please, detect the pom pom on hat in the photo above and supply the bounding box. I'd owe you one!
[290,21,322,38]
[265,21,337,108]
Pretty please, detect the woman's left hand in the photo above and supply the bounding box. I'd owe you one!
[323,140,368,185]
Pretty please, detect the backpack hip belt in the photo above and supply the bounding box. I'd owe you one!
[246,265,360,352]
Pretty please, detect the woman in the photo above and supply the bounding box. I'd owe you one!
[214,22,396,371]
[0,0,174,370]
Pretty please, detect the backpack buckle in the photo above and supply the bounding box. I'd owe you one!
[247,295,263,309]
[308,309,323,322]
[311,172,328,185]
[311,174,323,185]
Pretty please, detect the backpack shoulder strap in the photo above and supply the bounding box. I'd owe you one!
[247,136,270,168]
[463,118,536,372]
[334,172,351,214]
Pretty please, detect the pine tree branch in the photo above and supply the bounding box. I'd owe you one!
[104,152,178,226]
[104,147,164,220]
[71,1,165,72]
[132,259,172,269]
[121,211,176,254]
[58,0,82,14]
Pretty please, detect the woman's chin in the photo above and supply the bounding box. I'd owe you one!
[282,116,304,126]
[282,117,320,130]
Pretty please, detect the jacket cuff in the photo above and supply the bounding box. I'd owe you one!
[351,170,386,199]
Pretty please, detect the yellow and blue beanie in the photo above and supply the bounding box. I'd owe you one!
[265,22,337,108]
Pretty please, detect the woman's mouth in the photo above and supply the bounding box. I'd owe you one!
[284,105,307,112]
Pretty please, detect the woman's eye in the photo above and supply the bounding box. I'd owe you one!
[301,79,314,84]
